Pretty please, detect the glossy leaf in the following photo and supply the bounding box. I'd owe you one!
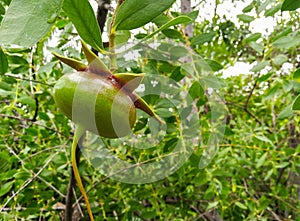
[113,0,176,30]
[281,0,300,11]
[0,0,62,47]
[63,0,103,50]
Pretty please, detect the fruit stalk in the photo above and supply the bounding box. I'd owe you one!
[71,125,94,221]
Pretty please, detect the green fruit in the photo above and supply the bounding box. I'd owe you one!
[54,71,136,138]
[52,41,164,138]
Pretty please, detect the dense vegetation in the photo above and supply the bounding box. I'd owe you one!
[0,0,299,220]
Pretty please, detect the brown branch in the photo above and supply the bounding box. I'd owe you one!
[225,101,273,134]
[92,0,111,54]
[29,47,39,122]
[244,75,259,110]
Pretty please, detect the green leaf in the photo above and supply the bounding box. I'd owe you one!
[19,96,36,109]
[169,46,189,59]
[184,10,199,21]
[278,104,293,119]
[250,61,270,72]
[255,135,275,148]
[0,89,14,96]
[201,75,226,89]
[273,54,288,66]
[264,169,273,181]
[0,81,12,91]
[264,3,282,16]
[0,180,14,197]
[170,67,184,82]
[152,14,171,27]
[249,42,264,54]
[191,32,216,46]
[0,49,8,75]
[143,16,192,40]
[115,30,131,46]
[293,68,300,82]
[0,4,5,15]
[273,35,300,49]
[242,4,254,13]
[0,0,63,47]
[189,81,204,100]
[256,152,268,168]
[113,0,176,30]
[243,33,262,43]
[257,72,272,82]
[63,0,103,50]
[263,83,281,100]
[281,0,300,11]
[292,94,300,110]
[275,162,290,168]
[206,201,218,210]
[162,29,183,39]
[237,14,255,23]
[204,59,224,72]
[235,202,248,210]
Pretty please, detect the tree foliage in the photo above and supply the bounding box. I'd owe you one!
[0,0,300,220]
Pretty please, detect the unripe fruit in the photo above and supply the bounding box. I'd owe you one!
[53,41,163,138]
[53,71,136,138]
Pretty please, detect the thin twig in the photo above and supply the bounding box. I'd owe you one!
[244,75,259,110]
[0,147,59,212]
[3,143,66,198]
[0,114,70,137]
[225,101,273,134]
[5,74,53,87]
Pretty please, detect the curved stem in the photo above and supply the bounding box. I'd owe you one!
[71,125,94,221]
[65,137,81,221]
